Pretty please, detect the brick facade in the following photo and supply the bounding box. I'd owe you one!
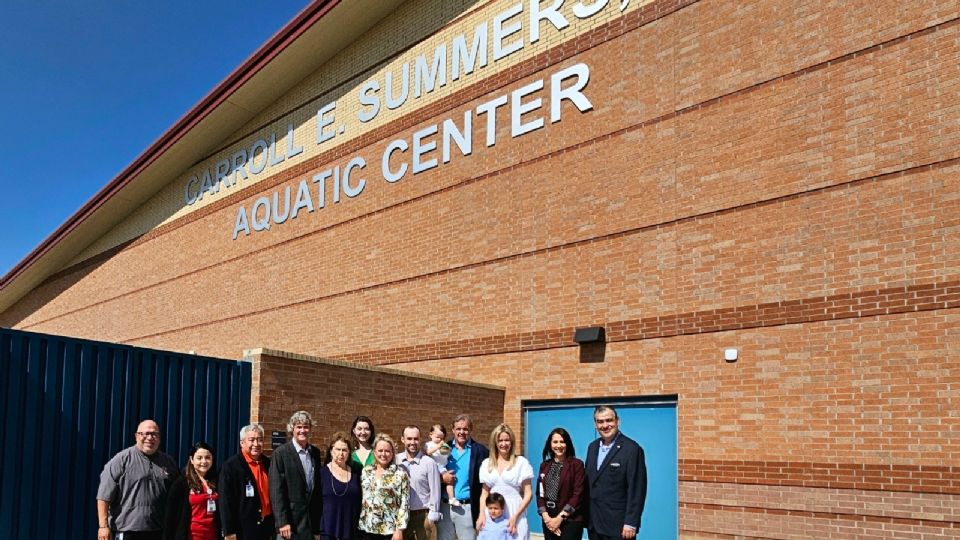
[247,348,504,451]
[2,0,958,538]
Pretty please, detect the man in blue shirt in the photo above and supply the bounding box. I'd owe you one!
[438,414,489,540]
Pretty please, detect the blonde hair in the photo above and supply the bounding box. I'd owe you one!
[371,433,397,466]
[487,423,517,472]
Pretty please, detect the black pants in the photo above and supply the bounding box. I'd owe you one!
[362,533,393,540]
[543,507,584,540]
[544,522,584,540]
[256,514,277,539]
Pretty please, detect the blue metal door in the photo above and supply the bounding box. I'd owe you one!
[524,398,678,540]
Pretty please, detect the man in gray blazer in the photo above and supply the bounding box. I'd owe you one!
[269,411,323,540]
[584,406,647,540]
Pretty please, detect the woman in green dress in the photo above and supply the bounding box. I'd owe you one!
[350,416,376,468]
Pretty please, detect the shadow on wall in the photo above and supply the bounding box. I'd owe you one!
[579,342,606,363]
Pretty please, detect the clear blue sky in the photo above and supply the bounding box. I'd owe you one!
[0,1,309,277]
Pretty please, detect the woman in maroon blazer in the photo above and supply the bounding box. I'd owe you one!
[536,428,586,540]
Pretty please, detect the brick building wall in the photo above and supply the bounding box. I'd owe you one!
[2,0,958,538]
[247,348,504,451]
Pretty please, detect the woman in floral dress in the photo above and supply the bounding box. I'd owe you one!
[359,433,409,540]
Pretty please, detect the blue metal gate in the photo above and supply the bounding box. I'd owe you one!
[0,328,251,539]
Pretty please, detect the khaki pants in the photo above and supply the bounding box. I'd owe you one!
[405,509,438,540]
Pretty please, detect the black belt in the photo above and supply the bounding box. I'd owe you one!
[452,498,470,504]
[545,501,557,509]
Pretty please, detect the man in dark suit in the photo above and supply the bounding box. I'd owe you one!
[219,423,275,539]
[269,411,323,540]
[584,406,647,540]
[437,414,490,540]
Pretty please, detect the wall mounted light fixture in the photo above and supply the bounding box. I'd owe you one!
[574,326,605,344]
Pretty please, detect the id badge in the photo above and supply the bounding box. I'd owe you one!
[245,482,255,497]
[207,498,217,513]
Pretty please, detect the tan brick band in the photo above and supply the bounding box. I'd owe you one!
[681,502,960,531]
[198,0,510,165]
[681,460,960,495]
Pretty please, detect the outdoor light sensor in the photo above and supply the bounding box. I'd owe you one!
[724,348,739,362]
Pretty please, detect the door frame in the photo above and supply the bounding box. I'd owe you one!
[521,394,679,540]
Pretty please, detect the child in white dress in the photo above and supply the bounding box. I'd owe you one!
[425,423,459,506]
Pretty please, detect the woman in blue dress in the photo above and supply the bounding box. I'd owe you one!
[320,432,363,540]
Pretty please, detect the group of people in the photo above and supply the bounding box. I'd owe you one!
[96,406,646,540]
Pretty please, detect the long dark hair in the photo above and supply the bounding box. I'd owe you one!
[350,416,376,449]
[184,441,216,493]
[541,427,576,461]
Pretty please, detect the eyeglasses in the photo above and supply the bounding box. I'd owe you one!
[137,432,160,439]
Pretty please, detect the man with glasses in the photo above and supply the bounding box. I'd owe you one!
[96,419,180,540]
[220,423,275,539]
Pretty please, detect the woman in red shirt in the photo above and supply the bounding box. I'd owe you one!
[164,442,222,540]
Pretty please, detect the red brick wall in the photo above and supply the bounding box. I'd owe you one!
[5,0,958,351]
[395,311,960,538]
[3,0,959,538]
[248,349,505,453]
